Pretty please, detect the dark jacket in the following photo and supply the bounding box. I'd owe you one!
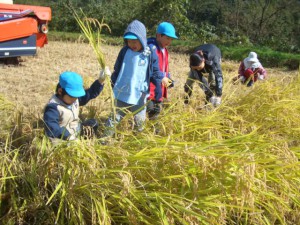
[194,44,223,96]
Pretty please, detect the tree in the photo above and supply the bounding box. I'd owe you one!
[139,0,191,38]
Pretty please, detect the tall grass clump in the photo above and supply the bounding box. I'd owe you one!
[71,7,110,69]
[71,7,117,128]
[0,95,14,139]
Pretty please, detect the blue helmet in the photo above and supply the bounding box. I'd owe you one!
[123,32,138,40]
[59,71,85,97]
[157,22,178,39]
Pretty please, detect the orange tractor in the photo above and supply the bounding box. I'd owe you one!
[0,3,51,62]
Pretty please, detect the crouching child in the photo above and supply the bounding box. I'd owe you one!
[43,70,109,143]
[237,52,267,87]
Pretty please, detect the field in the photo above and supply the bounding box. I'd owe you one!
[0,41,295,114]
[1,41,300,225]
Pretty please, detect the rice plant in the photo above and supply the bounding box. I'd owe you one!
[1,68,300,224]
[71,7,117,134]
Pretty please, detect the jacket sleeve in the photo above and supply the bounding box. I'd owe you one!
[150,77,162,102]
[111,47,128,87]
[79,79,104,106]
[149,46,163,101]
[257,66,267,77]
[44,103,70,140]
[150,48,164,80]
[212,56,223,97]
[238,61,245,77]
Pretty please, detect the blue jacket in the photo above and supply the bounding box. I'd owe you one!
[111,20,163,102]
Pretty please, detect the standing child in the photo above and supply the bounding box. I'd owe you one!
[44,70,109,143]
[237,52,267,87]
[103,20,163,137]
[147,22,178,119]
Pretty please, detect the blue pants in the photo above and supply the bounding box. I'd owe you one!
[103,95,147,137]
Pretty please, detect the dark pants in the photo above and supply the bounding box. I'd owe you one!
[184,70,215,104]
[147,100,161,120]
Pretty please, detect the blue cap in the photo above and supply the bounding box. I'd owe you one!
[123,32,138,39]
[59,71,85,98]
[157,22,178,39]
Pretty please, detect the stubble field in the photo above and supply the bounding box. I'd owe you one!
[1,41,189,116]
[1,41,292,118]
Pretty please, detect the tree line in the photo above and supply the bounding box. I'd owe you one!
[15,0,300,53]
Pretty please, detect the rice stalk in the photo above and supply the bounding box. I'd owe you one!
[71,7,117,132]
[71,8,110,69]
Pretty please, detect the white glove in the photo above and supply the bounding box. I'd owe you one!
[99,66,112,83]
[209,96,216,104]
[239,76,246,82]
[258,74,264,80]
[214,97,221,107]
[209,96,221,107]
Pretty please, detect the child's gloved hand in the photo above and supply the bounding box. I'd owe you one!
[215,97,222,107]
[162,77,173,88]
[209,96,216,105]
[258,74,264,80]
[239,76,246,83]
[209,96,222,107]
[99,66,112,83]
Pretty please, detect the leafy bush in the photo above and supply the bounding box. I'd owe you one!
[221,46,300,70]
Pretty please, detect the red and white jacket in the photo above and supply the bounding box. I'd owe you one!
[238,60,267,82]
[147,37,170,102]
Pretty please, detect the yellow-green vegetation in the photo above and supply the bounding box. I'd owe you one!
[72,9,117,133]
[1,71,300,224]
[0,95,14,138]
[1,9,299,225]
[72,9,110,70]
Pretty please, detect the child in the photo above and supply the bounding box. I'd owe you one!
[44,70,109,143]
[238,52,267,87]
[103,20,163,137]
[184,44,223,107]
[147,22,178,120]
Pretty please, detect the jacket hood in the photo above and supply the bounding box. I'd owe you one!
[243,52,261,69]
[124,20,147,50]
[244,58,261,69]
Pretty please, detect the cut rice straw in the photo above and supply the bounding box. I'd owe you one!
[71,7,116,124]
[72,8,110,69]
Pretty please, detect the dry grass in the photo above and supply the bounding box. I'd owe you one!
[0,41,296,117]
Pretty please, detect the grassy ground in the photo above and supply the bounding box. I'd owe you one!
[1,41,300,225]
